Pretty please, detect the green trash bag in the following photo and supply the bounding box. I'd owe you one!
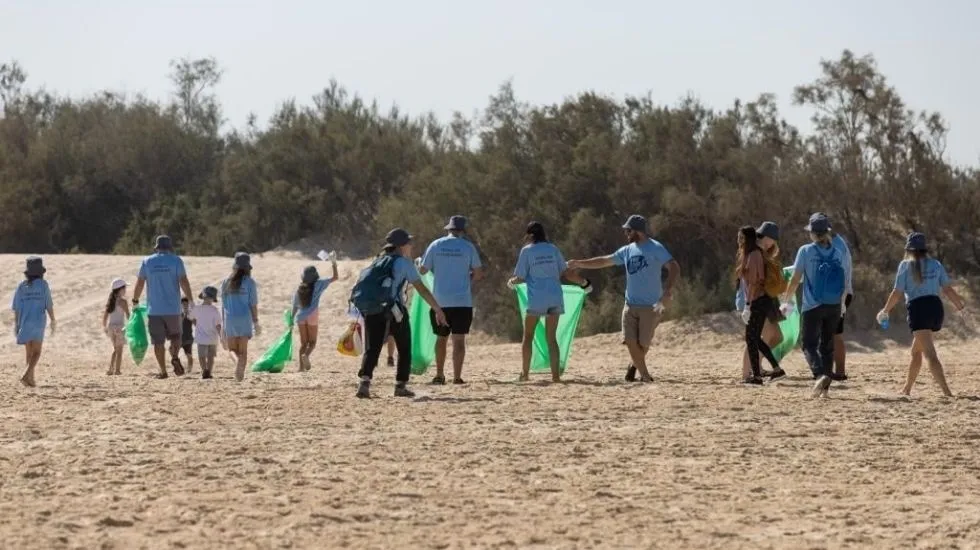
[251,310,294,373]
[409,272,437,375]
[773,267,801,360]
[125,304,149,365]
[513,283,588,374]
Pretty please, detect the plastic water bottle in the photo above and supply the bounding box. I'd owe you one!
[876,311,890,330]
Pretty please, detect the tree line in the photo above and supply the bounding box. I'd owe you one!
[2,50,978,339]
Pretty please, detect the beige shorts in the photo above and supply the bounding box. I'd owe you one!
[622,305,661,348]
[107,327,125,348]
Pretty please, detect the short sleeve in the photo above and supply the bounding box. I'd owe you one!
[654,242,673,264]
[421,242,436,271]
[291,292,299,310]
[612,246,628,266]
[400,257,421,284]
[514,248,530,278]
[894,261,908,290]
[937,261,951,287]
[11,285,21,311]
[176,257,186,277]
[138,259,147,280]
[555,247,568,273]
[248,279,258,306]
[470,243,483,269]
[45,284,53,309]
[316,278,331,292]
[792,246,807,274]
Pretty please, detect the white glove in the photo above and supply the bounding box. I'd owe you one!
[253,321,262,336]
[580,279,594,295]
[49,319,57,336]
[414,257,423,268]
[653,302,666,314]
[741,308,752,325]
[506,280,517,290]
[840,299,847,317]
[876,310,889,324]
[327,250,337,262]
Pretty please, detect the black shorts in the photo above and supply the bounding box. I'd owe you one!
[836,294,853,335]
[751,294,785,324]
[182,343,193,355]
[430,307,473,337]
[907,295,944,333]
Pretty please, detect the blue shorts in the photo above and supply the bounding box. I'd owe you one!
[224,314,254,338]
[907,295,944,333]
[16,323,46,345]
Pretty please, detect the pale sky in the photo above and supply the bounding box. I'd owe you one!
[3,0,978,166]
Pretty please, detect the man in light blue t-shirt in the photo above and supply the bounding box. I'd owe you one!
[567,215,680,383]
[132,235,194,379]
[419,215,485,385]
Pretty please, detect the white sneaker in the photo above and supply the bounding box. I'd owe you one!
[811,375,831,399]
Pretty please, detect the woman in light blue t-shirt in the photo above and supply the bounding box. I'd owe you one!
[221,252,260,382]
[877,232,965,397]
[508,222,590,383]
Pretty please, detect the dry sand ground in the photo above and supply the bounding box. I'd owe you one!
[1,253,980,550]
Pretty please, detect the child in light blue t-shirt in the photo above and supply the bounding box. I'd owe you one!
[11,257,57,388]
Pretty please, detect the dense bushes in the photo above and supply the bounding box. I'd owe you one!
[2,51,978,338]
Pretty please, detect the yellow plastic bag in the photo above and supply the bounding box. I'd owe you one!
[336,320,364,357]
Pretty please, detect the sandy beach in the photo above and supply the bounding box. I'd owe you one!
[1,253,979,549]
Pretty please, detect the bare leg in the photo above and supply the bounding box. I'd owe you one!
[21,342,40,387]
[305,325,318,370]
[234,339,248,381]
[186,350,194,373]
[169,336,184,375]
[153,344,168,378]
[108,349,117,375]
[833,333,846,377]
[114,346,123,374]
[435,336,448,379]
[902,336,924,395]
[626,341,652,382]
[451,334,466,381]
[520,316,539,381]
[297,324,309,370]
[545,315,561,382]
[920,331,952,397]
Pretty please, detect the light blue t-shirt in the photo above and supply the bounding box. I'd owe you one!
[391,256,421,305]
[792,243,847,312]
[612,239,674,307]
[293,278,331,322]
[12,279,53,341]
[138,252,187,316]
[422,236,482,308]
[832,234,854,294]
[894,258,949,303]
[222,277,258,319]
[514,242,566,311]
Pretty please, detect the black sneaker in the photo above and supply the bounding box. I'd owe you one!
[625,365,637,382]
[768,368,787,382]
[430,375,446,385]
[760,369,774,377]
[202,369,212,380]
[356,381,371,399]
[453,378,466,385]
[743,376,765,386]
[831,373,848,381]
[394,385,415,398]
[387,356,395,367]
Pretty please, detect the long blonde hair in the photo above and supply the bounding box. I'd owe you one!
[905,249,928,284]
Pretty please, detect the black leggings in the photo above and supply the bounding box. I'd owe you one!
[746,297,780,377]
[358,310,411,384]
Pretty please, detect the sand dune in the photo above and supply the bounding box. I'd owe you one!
[1,253,979,549]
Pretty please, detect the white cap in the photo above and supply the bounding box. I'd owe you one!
[111,278,127,290]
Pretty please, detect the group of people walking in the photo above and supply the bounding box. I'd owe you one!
[8,212,968,399]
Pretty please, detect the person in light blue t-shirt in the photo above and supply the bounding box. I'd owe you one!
[292,256,339,372]
[782,213,848,398]
[222,252,260,382]
[509,221,590,383]
[132,235,194,379]
[11,257,57,388]
[878,232,965,397]
[568,215,679,384]
[419,215,485,385]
